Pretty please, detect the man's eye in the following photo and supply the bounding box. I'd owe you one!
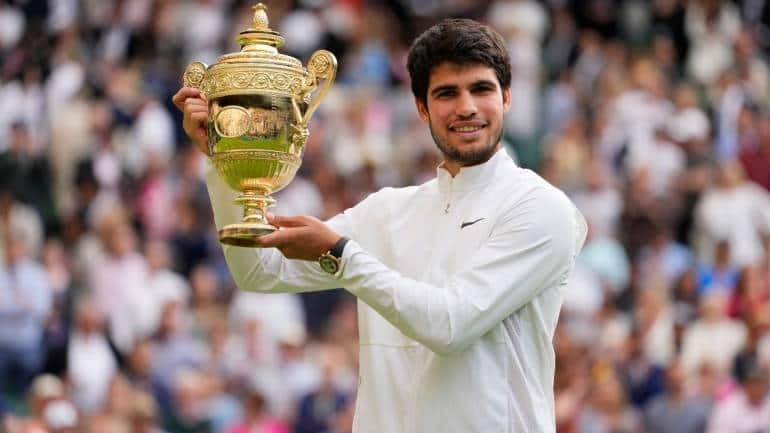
[473,87,494,94]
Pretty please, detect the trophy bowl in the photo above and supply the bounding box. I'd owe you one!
[182,3,336,247]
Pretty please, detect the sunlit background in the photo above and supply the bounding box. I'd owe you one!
[1,0,770,432]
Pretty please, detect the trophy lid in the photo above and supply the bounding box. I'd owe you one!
[216,3,302,69]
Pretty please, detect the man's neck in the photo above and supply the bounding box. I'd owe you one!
[441,146,501,177]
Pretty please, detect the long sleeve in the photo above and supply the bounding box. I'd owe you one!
[205,163,348,293]
[338,186,587,355]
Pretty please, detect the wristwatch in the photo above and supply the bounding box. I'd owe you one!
[318,236,350,275]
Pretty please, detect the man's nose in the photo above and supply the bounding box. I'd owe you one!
[455,91,477,118]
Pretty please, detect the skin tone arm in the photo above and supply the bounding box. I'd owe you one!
[171,87,342,260]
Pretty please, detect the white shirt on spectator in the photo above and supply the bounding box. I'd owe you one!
[680,317,747,378]
[67,331,118,412]
[706,390,770,433]
[695,181,770,266]
[628,136,685,198]
[572,187,622,240]
[600,90,673,168]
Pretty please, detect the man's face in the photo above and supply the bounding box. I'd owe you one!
[415,62,511,170]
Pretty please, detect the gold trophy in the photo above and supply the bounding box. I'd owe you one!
[182,3,337,247]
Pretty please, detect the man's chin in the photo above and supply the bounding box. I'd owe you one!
[430,125,503,168]
[442,146,498,167]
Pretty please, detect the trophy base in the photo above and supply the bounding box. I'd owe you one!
[219,223,276,247]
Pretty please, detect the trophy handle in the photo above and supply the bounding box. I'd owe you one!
[183,61,208,94]
[296,50,337,127]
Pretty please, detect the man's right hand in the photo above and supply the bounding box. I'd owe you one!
[172,87,209,155]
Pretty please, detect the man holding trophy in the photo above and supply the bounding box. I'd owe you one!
[173,4,586,432]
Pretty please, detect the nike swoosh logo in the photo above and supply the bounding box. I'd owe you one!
[460,218,485,229]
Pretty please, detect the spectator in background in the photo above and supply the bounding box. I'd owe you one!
[576,363,641,433]
[130,390,169,433]
[66,296,117,413]
[294,347,350,433]
[0,186,44,261]
[739,115,770,191]
[643,360,712,433]
[634,287,676,367]
[685,0,742,86]
[636,223,694,292]
[0,231,52,394]
[125,338,168,412]
[42,399,79,433]
[136,152,177,241]
[0,122,55,233]
[163,369,213,433]
[144,239,190,326]
[697,240,740,297]
[487,0,548,169]
[729,265,770,324]
[705,365,770,433]
[599,57,672,173]
[694,161,770,267]
[734,29,770,113]
[541,115,591,193]
[39,238,73,375]
[26,374,65,421]
[229,288,307,353]
[577,220,631,297]
[150,300,208,406]
[226,385,288,433]
[87,210,154,354]
[627,125,685,200]
[572,159,623,241]
[680,292,747,382]
[188,263,225,340]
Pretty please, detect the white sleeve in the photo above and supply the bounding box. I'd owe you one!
[205,163,350,293]
[337,187,588,355]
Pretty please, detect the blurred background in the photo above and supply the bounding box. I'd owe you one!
[0,0,770,432]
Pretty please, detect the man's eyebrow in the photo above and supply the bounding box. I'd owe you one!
[429,79,498,96]
[471,79,497,88]
[429,84,458,96]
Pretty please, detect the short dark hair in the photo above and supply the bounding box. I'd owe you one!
[407,19,512,107]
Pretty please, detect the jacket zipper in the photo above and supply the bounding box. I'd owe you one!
[444,178,453,214]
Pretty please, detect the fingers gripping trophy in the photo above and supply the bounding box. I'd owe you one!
[182,3,337,247]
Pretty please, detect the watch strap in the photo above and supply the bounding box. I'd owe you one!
[329,236,350,259]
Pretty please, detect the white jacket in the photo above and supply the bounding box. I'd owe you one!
[207,149,587,433]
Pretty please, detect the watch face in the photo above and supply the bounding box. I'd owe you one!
[319,255,340,274]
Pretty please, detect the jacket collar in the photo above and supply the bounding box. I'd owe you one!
[436,147,514,193]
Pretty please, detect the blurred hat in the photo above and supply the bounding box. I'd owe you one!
[30,374,64,400]
[42,399,78,430]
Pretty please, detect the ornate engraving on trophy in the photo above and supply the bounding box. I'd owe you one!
[214,106,250,138]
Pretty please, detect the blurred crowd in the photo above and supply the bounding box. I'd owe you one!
[1,0,770,432]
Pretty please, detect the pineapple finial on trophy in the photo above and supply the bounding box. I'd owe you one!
[252,3,269,30]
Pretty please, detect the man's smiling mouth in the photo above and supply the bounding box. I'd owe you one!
[451,125,484,132]
[449,121,486,133]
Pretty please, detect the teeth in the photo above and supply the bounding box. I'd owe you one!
[454,126,481,132]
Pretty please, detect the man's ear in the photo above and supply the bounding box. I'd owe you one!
[415,97,429,122]
[502,87,512,113]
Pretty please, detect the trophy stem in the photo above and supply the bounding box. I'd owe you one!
[219,191,277,247]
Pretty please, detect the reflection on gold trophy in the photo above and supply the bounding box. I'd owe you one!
[182,3,337,247]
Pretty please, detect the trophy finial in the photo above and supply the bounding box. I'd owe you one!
[252,3,269,30]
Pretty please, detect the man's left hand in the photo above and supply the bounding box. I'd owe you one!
[257,214,342,261]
